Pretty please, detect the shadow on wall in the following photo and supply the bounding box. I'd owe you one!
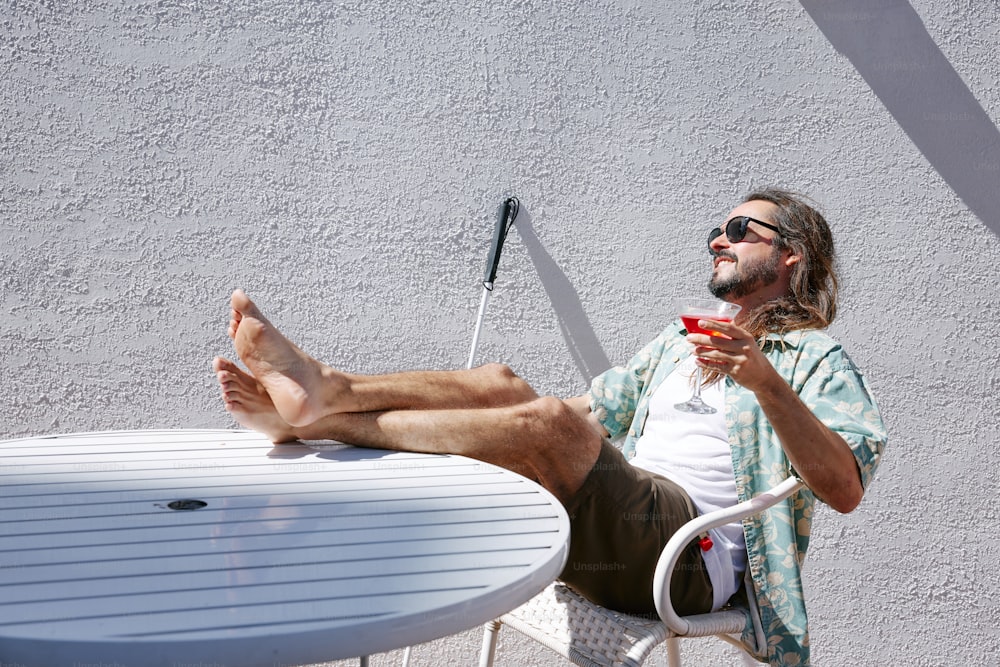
[800,0,1000,237]
[514,208,611,383]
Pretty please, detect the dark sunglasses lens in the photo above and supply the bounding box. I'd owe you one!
[708,228,723,248]
[726,217,748,243]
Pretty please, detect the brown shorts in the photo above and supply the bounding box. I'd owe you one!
[558,439,714,617]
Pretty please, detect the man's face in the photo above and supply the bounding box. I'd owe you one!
[707,200,794,304]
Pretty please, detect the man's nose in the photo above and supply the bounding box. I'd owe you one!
[709,229,729,254]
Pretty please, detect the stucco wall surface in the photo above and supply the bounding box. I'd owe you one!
[2,1,999,665]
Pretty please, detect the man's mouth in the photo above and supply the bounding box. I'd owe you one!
[713,253,737,269]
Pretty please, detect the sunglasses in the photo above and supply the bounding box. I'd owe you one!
[708,216,781,249]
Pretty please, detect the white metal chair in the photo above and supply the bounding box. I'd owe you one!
[478,476,805,667]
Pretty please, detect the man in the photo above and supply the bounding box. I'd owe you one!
[214,188,886,667]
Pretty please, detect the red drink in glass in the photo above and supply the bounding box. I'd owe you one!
[673,299,742,414]
[680,315,733,337]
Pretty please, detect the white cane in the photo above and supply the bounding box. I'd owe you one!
[466,196,519,369]
[400,197,519,667]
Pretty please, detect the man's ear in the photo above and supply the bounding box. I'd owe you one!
[784,251,802,267]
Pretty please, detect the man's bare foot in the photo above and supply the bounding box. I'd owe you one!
[228,290,350,427]
[213,357,299,443]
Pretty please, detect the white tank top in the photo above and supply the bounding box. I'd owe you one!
[628,356,746,611]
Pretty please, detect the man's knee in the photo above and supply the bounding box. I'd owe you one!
[479,362,517,381]
[517,396,601,502]
[524,396,590,437]
[479,363,538,402]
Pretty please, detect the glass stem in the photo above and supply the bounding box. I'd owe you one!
[691,367,704,400]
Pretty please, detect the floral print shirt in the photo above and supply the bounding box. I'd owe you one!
[589,321,886,667]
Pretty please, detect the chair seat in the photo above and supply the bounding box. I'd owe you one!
[496,582,748,667]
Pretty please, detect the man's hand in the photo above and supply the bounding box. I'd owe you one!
[685,318,782,393]
[564,394,610,438]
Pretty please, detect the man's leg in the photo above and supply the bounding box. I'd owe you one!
[220,290,603,503]
[214,357,537,443]
[227,289,537,425]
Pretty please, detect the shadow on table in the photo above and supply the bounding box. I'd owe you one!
[266,441,398,461]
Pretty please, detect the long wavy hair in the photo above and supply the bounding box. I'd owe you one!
[735,188,839,338]
[701,189,838,387]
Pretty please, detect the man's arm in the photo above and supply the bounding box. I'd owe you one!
[564,394,610,438]
[743,371,863,512]
[690,320,864,513]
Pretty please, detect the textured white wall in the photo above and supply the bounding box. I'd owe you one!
[3,1,999,665]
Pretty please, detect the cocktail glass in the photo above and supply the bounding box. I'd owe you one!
[673,298,742,414]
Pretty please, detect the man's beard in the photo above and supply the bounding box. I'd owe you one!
[708,248,781,300]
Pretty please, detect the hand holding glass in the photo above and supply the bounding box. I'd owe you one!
[674,299,743,414]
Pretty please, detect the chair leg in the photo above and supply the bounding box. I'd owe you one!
[479,619,502,667]
[666,637,681,667]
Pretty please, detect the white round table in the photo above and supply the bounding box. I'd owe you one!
[0,429,570,666]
